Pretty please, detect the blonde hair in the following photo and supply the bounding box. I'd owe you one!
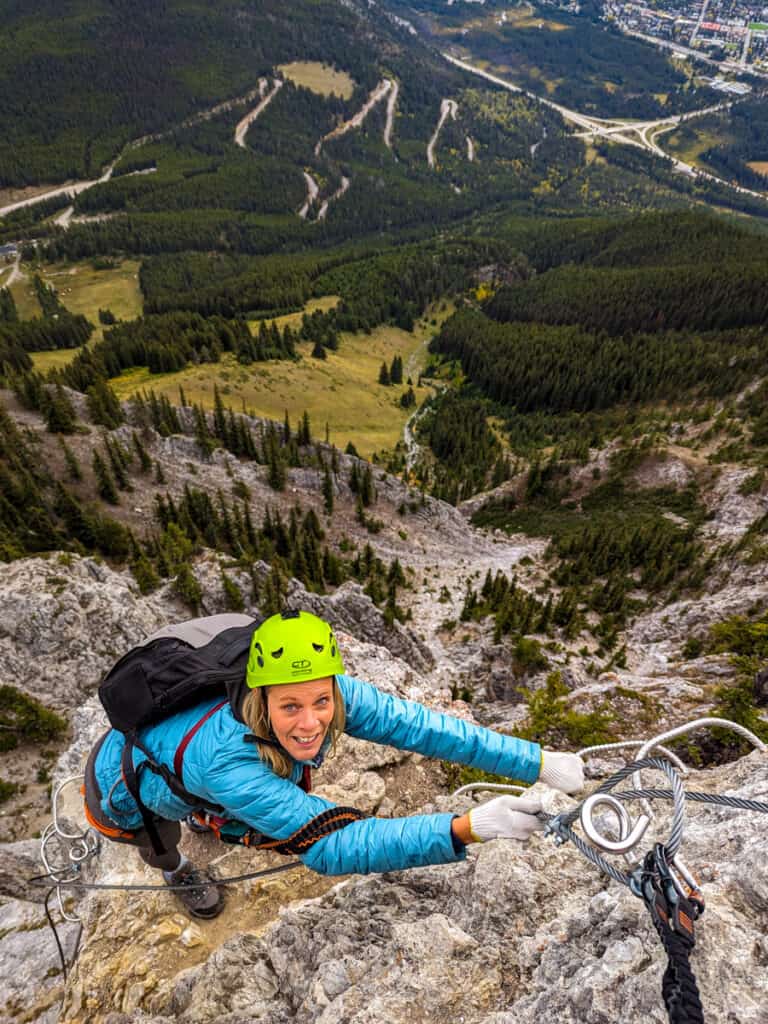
[241,678,346,779]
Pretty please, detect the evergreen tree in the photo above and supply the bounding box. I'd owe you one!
[323,465,334,516]
[390,355,403,385]
[58,437,82,482]
[86,379,123,429]
[44,383,77,434]
[132,431,153,473]
[131,554,160,594]
[221,570,245,611]
[378,362,390,386]
[298,411,311,447]
[154,460,166,484]
[174,562,202,612]
[92,451,119,504]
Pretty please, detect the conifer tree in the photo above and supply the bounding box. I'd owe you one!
[44,383,77,434]
[104,438,130,490]
[154,460,166,484]
[131,555,160,594]
[86,379,123,429]
[390,355,403,385]
[58,437,82,482]
[378,362,390,386]
[174,562,202,612]
[283,410,291,445]
[298,411,311,447]
[312,341,327,360]
[221,570,245,612]
[132,432,153,473]
[323,465,334,516]
[92,451,119,504]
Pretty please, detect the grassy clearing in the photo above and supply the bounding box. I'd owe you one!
[28,259,143,372]
[8,274,41,320]
[277,62,355,99]
[664,125,730,169]
[249,295,341,333]
[110,308,451,458]
[43,259,143,335]
[747,161,768,176]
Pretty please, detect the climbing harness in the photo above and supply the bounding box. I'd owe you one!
[455,717,768,1024]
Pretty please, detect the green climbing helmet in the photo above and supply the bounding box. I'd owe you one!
[246,610,345,688]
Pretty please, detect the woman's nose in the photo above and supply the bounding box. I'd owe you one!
[297,707,319,731]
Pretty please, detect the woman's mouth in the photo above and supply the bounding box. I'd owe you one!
[291,733,320,748]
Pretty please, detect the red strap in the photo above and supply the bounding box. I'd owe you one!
[174,700,228,783]
[299,765,312,793]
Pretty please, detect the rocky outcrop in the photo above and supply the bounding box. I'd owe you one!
[49,750,768,1024]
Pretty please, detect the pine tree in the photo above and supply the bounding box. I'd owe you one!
[323,465,334,516]
[132,432,153,473]
[283,410,291,445]
[104,439,130,490]
[131,555,160,594]
[86,379,123,429]
[378,362,390,386]
[311,341,327,360]
[174,562,202,612]
[58,437,82,482]
[298,411,311,447]
[92,451,119,504]
[390,355,403,385]
[221,570,245,612]
[44,383,77,434]
[154,460,166,484]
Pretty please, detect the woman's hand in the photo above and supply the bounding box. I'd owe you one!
[539,750,585,794]
[452,794,544,845]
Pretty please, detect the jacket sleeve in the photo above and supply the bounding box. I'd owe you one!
[338,674,542,783]
[196,743,465,876]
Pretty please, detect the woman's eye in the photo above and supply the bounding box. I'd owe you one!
[316,698,329,707]
[281,704,298,712]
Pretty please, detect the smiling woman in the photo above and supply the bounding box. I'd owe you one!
[83,610,584,920]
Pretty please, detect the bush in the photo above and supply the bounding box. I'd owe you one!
[518,671,615,748]
[0,686,67,752]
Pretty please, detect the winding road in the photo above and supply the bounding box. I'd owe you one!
[443,52,767,202]
[427,99,458,168]
[234,78,283,148]
[315,79,393,156]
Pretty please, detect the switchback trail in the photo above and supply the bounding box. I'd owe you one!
[314,79,393,156]
[234,79,283,148]
[427,99,458,168]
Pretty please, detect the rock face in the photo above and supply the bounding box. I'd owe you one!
[50,751,768,1024]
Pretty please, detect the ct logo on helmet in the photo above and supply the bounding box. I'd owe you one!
[292,659,312,672]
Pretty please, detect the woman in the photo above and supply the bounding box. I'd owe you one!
[85,610,583,919]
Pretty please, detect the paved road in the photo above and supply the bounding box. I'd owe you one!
[444,52,767,201]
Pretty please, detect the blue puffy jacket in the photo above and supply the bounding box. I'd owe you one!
[94,674,542,876]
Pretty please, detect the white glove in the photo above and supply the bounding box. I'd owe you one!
[539,750,585,795]
[468,795,544,843]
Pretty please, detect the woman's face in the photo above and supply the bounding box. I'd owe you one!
[266,676,335,761]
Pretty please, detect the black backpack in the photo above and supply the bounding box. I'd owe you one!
[98,613,261,852]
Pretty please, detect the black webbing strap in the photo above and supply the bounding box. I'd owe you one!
[637,846,705,1024]
[252,806,369,855]
[121,732,224,856]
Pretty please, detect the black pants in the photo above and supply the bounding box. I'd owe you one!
[84,733,182,872]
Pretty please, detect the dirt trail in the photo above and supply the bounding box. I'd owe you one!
[298,171,320,219]
[427,99,458,168]
[317,176,350,221]
[466,136,475,162]
[315,79,392,156]
[384,80,399,149]
[234,78,283,148]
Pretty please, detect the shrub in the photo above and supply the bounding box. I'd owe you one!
[0,686,67,752]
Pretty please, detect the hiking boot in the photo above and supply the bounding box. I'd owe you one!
[164,862,224,919]
[183,813,213,835]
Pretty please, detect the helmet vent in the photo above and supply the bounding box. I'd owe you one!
[312,642,324,653]
[270,647,284,660]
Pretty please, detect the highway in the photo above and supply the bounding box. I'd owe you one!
[443,53,767,201]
